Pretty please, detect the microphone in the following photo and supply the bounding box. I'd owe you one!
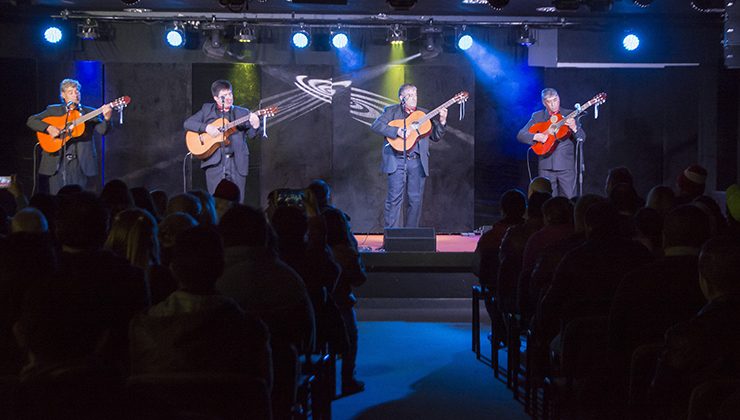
[66,101,76,110]
[400,96,406,105]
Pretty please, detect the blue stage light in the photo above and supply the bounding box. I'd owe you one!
[457,34,474,51]
[623,34,640,51]
[44,26,63,44]
[331,31,349,49]
[291,30,310,49]
[165,27,185,47]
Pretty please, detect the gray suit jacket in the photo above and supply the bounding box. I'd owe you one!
[517,108,586,171]
[26,104,110,176]
[183,103,258,176]
[370,104,446,176]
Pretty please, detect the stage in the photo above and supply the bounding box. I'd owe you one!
[353,233,481,322]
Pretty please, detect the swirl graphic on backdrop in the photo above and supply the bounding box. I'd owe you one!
[349,87,393,126]
[258,76,394,128]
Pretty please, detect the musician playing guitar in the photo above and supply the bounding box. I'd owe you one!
[26,79,112,194]
[183,79,260,202]
[517,88,586,199]
[370,84,447,228]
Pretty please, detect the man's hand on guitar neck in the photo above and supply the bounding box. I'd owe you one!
[564,117,577,133]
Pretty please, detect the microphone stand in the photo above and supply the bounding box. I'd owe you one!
[221,96,227,181]
[575,112,586,197]
[401,97,408,227]
[60,102,73,187]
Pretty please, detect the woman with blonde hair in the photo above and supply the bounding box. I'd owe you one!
[105,208,175,304]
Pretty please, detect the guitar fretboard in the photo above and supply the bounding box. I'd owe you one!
[416,97,462,125]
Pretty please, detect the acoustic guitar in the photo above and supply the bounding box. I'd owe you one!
[529,92,607,156]
[385,91,469,152]
[36,96,131,153]
[185,106,279,160]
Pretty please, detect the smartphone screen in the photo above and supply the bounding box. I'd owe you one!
[0,176,11,189]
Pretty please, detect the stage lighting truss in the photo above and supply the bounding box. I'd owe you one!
[632,0,653,7]
[387,0,417,10]
[518,25,536,47]
[235,22,256,43]
[77,18,100,40]
[583,0,612,12]
[456,25,474,51]
[388,24,407,45]
[291,24,311,49]
[165,22,186,47]
[487,0,510,10]
[330,26,349,49]
[219,0,248,12]
[120,0,140,4]
[552,0,581,11]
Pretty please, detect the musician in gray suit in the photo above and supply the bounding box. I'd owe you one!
[26,79,112,194]
[517,88,586,199]
[371,84,447,228]
[184,80,260,202]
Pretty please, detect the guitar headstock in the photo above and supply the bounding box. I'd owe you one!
[256,106,279,117]
[453,91,470,103]
[110,96,131,111]
[590,92,607,106]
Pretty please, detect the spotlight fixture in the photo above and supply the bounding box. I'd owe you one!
[622,33,640,51]
[487,0,509,10]
[518,25,536,47]
[690,0,726,12]
[632,0,653,7]
[456,26,474,51]
[43,26,63,44]
[387,0,417,10]
[421,24,442,59]
[234,22,256,43]
[77,18,99,40]
[165,22,186,47]
[291,24,311,49]
[120,0,140,4]
[219,0,247,12]
[330,27,349,49]
[388,24,406,45]
[552,0,580,10]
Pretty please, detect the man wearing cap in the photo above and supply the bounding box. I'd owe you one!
[675,164,707,205]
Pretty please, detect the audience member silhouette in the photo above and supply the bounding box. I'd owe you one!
[537,201,653,345]
[675,164,707,205]
[129,187,160,222]
[645,185,676,217]
[157,212,198,269]
[307,179,367,395]
[609,205,711,395]
[651,236,740,418]
[105,208,175,306]
[165,193,202,220]
[11,207,48,234]
[129,225,272,387]
[188,189,217,226]
[55,192,149,375]
[219,204,315,419]
[213,178,241,221]
[99,179,134,219]
[150,190,168,219]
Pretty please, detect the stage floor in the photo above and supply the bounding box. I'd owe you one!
[354,234,479,253]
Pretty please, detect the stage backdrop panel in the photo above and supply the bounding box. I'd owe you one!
[103,63,192,194]
[259,65,335,209]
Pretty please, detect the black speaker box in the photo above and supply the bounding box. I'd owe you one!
[383,227,436,252]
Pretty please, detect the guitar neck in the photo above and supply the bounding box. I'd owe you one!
[555,99,598,128]
[72,105,107,126]
[222,110,266,130]
[416,97,459,124]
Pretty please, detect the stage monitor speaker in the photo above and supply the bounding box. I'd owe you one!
[383,227,436,252]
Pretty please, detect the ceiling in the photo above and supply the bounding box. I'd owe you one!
[0,0,721,22]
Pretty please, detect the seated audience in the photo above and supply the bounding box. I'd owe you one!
[645,185,676,217]
[129,225,271,386]
[165,193,201,220]
[11,207,48,234]
[158,212,198,269]
[99,179,134,218]
[651,236,740,418]
[675,164,707,205]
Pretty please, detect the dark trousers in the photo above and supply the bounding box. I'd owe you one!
[204,153,246,203]
[540,168,576,199]
[384,156,426,228]
[339,306,358,381]
[48,155,89,194]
